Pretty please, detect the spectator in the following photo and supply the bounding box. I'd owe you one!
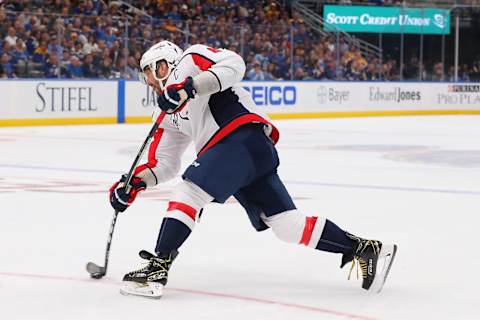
[109,40,121,65]
[72,41,84,60]
[446,66,456,81]
[47,35,63,55]
[84,0,99,16]
[61,50,71,69]
[32,40,48,63]
[92,39,106,55]
[0,9,8,37]
[11,38,28,73]
[469,63,480,81]
[1,53,16,78]
[44,53,63,78]
[431,62,444,81]
[292,53,305,72]
[268,46,285,68]
[294,67,309,80]
[110,57,125,79]
[4,27,17,46]
[254,48,269,70]
[81,54,97,78]
[104,26,118,46]
[82,34,96,55]
[342,45,356,66]
[404,56,419,80]
[312,61,327,80]
[124,56,138,80]
[24,15,38,33]
[66,56,82,78]
[25,30,38,56]
[162,19,177,33]
[98,58,112,79]
[337,37,349,56]
[166,5,181,20]
[266,62,280,80]
[365,63,380,81]
[1,41,12,58]
[247,60,268,80]
[459,64,471,82]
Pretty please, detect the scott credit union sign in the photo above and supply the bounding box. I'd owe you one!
[324,5,450,34]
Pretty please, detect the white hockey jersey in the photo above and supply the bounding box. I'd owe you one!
[135,44,279,186]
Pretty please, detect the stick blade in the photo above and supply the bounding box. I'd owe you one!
[86,262,105,279]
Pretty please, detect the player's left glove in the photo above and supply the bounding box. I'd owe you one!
[109,174,147,212]
[157,76,196,114]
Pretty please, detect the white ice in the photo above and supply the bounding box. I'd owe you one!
[1,116,479,320]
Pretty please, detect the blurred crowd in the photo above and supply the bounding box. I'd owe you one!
[0,0,479,81]
[333,0,478,5]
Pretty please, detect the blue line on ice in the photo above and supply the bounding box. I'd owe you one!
[1,164,479,196]
[0,164,122,174]
[288,180,480,196]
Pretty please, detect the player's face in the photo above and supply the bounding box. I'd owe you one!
[144,61,169,94]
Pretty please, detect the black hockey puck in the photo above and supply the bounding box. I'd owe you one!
[90,273,103,279]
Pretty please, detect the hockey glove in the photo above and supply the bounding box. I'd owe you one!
[109,174,146,212]
[157,76,196,114]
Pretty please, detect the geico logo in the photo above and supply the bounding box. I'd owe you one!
[243,86,296,106]
[36,82,97,112]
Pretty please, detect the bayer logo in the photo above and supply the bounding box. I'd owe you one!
[317,86,328,104]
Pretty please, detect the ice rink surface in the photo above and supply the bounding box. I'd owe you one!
[1,116,479,320]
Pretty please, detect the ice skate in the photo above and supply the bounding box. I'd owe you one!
[120,249,178,299]
[341,233,397,293]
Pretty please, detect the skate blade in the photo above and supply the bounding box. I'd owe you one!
[370,244,397,294]
[119,281,163,299]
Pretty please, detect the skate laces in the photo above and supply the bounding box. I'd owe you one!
[348,259,359,280]
[347,239,380,280]
[130,259,155,274]
[130,257,168,275]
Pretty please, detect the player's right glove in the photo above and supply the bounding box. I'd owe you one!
[156,76,196,114]
[109,174,146,212]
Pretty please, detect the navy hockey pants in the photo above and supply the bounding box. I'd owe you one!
[182,123,296,231]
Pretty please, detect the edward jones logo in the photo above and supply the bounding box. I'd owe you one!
[316,86,349,104]
[369,87,421,103]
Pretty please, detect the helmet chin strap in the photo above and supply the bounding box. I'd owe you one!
[151,61,174,92]
[152,70,170,92]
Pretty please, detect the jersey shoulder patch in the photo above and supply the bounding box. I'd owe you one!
[179,45,217,72]
[182,44,210,56]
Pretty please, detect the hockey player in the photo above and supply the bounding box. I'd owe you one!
[109,40,397,298]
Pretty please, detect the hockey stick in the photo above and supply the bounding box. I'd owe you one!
[86,112,166,279]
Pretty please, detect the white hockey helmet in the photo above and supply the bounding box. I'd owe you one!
[138,40,183,89]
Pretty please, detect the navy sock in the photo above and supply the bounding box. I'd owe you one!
[155,218,191,254]
[315,219,355,254]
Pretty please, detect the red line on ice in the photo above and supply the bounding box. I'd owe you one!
[0,271,377,320]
